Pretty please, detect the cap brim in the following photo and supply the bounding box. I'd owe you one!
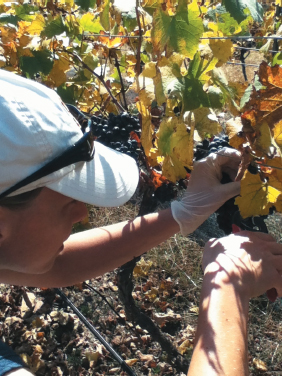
[46,142,139,207]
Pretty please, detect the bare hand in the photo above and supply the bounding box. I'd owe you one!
[203,231,282,299]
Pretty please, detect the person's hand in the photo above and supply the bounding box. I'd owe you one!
[171,148,241,235]
[203,231,282,299]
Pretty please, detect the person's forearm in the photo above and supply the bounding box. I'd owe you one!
[0,208,180,287]
[188,270,250,376]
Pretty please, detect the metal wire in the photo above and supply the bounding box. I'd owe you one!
[83,33,282,41]
[226,61,260,67]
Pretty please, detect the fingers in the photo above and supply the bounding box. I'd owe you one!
[218,180,241,198]
[238,230,276,243]
[209,147,241,169]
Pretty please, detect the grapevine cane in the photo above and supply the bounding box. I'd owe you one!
[55,288,137,376]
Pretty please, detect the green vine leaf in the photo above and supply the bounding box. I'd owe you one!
[152,0,204,58]
[222,0,263,23]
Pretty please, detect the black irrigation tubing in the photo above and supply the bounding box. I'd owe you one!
[55,288,137,376]
[83,282,138,336]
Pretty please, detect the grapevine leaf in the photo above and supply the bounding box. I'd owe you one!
[152,0,204,58]
[216,12,242,35]
[273,120,282,154]
[19,50,54,78]
[122,8,138,32]
[0,14,19,25]
[82,53,99,79]
[272,52,282,66]
[207,34,234,67]
[255,121,276,156]
[99,29,128,48]
[240,75,265,109]
[74,0,96,11]
[245,62,282,127]
[157,116,194,182]
[154,54,184,105]
[226,117,246,149]
[235,171,282,218]
[140,62,157,78]
[100,0,110,31]
[141,0,159,16]
[25,14,45,35]
[162,154,188,182]
[193,107,221,138]
[15,4,38,21]
[222,0,263,23]
[41,15,68,38]
[79,13,104,33]
[46,53,71,87]
[137,90,154,159]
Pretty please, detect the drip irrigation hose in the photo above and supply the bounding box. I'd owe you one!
[55,288,137,376]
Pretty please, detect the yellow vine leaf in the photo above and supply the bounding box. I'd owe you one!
[193,107,221,138]
[225,117,246,149]
[156,115,194,182]
[255,121,278,156]
[137,89,155,160]
[99,28,128,49]
[273,119,282,154]
[26,14,46,35]
[46,55,71,87]
[235,171,282,218]
[162,155,187,182]
[140,61,157,79]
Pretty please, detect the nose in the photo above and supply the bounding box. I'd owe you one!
[71,201,88,224]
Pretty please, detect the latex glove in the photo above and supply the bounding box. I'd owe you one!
[171,147,241,235]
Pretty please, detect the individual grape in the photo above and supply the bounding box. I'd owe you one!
[120,128,127,137]
[209,147,218,153]
[248,163,260,175]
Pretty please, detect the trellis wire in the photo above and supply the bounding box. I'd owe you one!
[84,33,282,40]
[226,62,260,67]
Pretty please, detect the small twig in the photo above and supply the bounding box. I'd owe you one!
[113,53,128,111]
[271,342,279,363]
[65,49,125,113]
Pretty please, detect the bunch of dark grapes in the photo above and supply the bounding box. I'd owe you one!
[194,139,210,161]
[153,183,176,203]
[208,135,230,154]
[194,135,230,161]
[90,112,141,161]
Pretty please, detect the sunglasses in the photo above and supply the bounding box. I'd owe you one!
[0,130,95,200]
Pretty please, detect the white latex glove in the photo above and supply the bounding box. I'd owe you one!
[171,147,241,235]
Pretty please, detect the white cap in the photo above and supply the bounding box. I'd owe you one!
[0,69,139,207]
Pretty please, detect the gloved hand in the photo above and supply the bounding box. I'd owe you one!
[171,147,241,235]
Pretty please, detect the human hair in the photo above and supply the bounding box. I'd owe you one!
[0,188,43,210]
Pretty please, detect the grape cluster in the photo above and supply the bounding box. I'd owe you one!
[194,135,230,161]
[208,135,230,153]
[90,112,141,161]
[154,182,176,203]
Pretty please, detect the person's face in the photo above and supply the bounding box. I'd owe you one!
[0,188,88,274]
